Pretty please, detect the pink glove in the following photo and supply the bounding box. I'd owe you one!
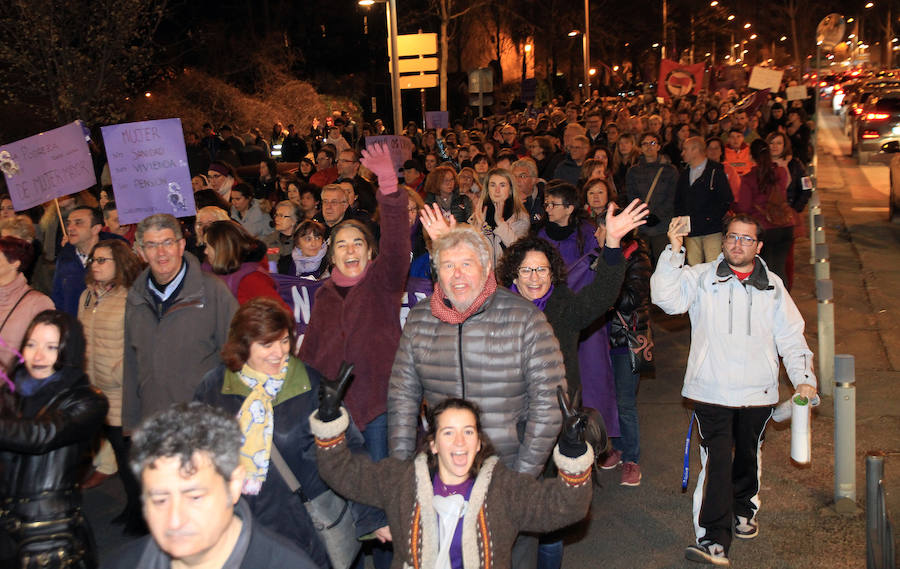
[360,142,399,194]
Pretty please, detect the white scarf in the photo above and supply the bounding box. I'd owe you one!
[432,494,467,569]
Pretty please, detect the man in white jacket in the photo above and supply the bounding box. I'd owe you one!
[651,213,817,567]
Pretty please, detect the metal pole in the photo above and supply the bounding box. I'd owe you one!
[583,0,591,102]
[814,242,830,281]
[387,0,402,134]
[833,354,856,511]
[661,0,668,60]
[816,279,835,398]
[810,207,823,265]
[866,451,895,568]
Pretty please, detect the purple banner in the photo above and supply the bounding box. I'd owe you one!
[101,118,196,225]
[0,121,97,211]
[365,135,414,175]
[272,274,433,348]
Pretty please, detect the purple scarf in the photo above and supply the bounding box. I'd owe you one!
[509,283,555,312]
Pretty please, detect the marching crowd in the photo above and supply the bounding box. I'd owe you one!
[0,84,818,569]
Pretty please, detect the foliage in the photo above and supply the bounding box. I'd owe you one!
[0,0,167,128]
[127,67,359,137]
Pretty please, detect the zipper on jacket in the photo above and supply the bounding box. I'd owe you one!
[746,287,753,336]
[457,323,466,399]
[728,286,734,335]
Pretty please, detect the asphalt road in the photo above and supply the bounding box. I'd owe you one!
[84,106,899,568]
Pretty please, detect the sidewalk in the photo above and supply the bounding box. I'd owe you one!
[560,127,898,568]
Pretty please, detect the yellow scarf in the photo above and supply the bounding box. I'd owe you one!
[236,362,287,495]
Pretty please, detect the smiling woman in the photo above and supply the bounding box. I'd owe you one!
[0,310,108,569]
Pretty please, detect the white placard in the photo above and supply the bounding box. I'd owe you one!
[748,67,784,92]
[787,85,810,101]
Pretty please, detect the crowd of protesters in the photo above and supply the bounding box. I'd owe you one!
[0,80,818,569]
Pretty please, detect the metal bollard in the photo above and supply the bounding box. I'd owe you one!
[866,452,895,569]
[810,207,824,265]
[815,243,830,281]
[817,280,835,398]
[833,354,856,512]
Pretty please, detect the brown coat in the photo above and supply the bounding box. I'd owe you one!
[78,285,127,426]
[0,274,54,370]
[311,409,593,569]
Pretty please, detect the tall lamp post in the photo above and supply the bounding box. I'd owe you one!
[360,0,402,134]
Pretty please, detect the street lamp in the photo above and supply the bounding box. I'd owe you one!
[359,0,401,134]
[568,10,591,103]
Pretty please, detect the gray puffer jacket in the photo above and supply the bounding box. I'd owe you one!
[388,287,565,478]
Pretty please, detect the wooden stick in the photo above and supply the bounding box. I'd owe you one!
[54,198,68,239]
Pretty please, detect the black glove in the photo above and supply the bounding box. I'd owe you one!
[557,386,589,458]
[318,362,354,422]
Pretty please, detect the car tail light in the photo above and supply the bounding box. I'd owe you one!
[854,107,864,115]
[835,88,843,94]
[819,81,828,87]
[865,113,890,120]
[861,130,881,139]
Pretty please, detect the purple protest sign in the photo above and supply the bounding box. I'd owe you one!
[0,121,97,211]
[101,118,196,225]
[365,135,414,175]
[425,111,449,129]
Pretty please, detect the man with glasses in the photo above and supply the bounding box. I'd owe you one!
[553,134,591,186]
[336,149,376,215]
[123,213,237,434]
[314,184,376,240]
[625,132,678,265]
[512,158,545,226]
[651,214,816,567]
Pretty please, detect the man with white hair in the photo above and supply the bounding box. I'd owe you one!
[388,224,565,569]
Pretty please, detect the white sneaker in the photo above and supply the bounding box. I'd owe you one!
[685,540,730,566]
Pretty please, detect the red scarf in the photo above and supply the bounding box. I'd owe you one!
[430,271,498,324]
[331,263,369,287]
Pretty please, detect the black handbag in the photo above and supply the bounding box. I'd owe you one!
[616,311,654,374]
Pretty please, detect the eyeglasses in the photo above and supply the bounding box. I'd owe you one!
[322,199,348,207]
[517,266,551,277]
[544,202,569,209]
[142,238,180,251]
[88,256,114,265]
[641,140,659,147]
[407,206,419,213]
[724,233,757,246]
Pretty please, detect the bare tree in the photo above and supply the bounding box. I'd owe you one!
[0,0,167,127]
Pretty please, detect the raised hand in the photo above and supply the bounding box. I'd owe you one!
[420,203,455,241]
[318,361,354,422]
[360,143,398,192]
[667,215,690,252]
[604,199,649,249]
[557,386,589,458]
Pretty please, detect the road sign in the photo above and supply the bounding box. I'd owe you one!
[400,74,439,89]
[390,57,439,74]
[389,33,438,58]
[469,68,494,93]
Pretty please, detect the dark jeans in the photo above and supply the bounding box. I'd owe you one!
[610,351,641,464]
[760,226,793,284]
[360,413,392,569]
[106,426,141,517]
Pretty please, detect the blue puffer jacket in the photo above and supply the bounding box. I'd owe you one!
[51,231,127,316]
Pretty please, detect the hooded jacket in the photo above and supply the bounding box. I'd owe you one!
[651,247,815,406]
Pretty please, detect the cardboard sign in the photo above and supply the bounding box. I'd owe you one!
[101,118,196,225]
[365,135,414,174]
[0,121,96,211]
[787,85,810,101]
[425,111,449,129]
[748,67,784,92]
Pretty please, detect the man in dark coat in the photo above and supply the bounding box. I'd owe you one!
[103,403,320,569]
[674,137,733,266]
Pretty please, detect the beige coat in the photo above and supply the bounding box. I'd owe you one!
[0,273,54,370]
[78,285,127,426]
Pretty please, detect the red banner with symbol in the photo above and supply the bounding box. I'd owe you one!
[657,60,705,99]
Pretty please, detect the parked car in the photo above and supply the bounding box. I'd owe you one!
[852,90,900,165]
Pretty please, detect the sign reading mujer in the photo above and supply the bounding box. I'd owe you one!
[272,274,433,348]
[0,121,96,211]
[102,118,196,224]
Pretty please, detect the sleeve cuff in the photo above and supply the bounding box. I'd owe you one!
[309,407,350,442]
